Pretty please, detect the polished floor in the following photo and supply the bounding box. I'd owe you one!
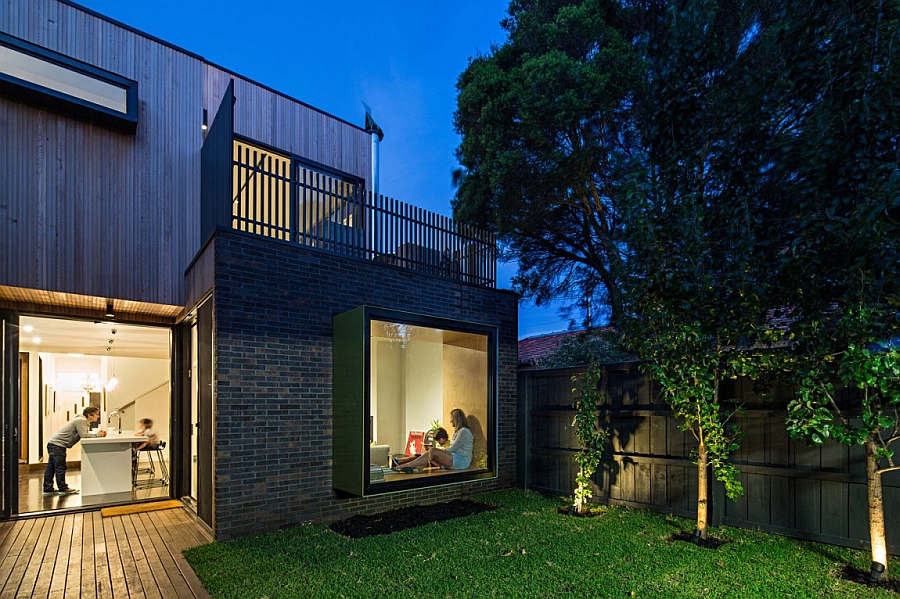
[17,458,170,516]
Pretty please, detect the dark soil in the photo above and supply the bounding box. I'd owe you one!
[329,499,496,539]
[837,564,900,593]
[555,506,607,518]
[668,530,729,550]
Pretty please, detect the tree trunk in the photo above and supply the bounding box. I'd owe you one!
[865,437,889,579]
[696,442,708,539]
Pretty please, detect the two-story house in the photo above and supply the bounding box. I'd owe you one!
[0,0,518,540]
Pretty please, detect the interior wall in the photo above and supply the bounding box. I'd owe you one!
[104,357,170,426]
[373,340,402,453]
[403,337,442,441]
[24,351,170,465]
[26,350,41,463]
[443,345,488,468]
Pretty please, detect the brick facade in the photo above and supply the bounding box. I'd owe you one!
[210,231,518,539]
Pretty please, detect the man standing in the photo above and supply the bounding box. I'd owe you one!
[43,406,107,495]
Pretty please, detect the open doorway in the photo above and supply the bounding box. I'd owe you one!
[16,315,172,515]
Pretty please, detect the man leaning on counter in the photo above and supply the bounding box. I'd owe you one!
[44,406,107,496]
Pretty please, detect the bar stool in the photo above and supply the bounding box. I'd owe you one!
[133,441,169,488]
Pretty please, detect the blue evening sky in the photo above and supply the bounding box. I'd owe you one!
[76,0,573,339]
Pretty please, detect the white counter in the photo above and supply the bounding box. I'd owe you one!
[81,431,144,496]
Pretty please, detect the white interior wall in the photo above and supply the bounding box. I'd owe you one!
[403,336,443,443]
[25,352,169,465]
[373,340,402,453]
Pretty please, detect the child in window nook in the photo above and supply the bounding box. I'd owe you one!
[133,418,160,451]
[393,409,473,473]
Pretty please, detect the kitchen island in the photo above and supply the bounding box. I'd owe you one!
[80,431,144,496]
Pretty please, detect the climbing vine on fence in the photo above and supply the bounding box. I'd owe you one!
[572,363,607,513]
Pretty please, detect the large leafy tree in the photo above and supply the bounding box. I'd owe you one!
[453,0,643,326]
[768,0,900,579]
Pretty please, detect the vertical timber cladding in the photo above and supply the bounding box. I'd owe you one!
[520,364,900,552]
[0,1,203,305]
[203,66,371,187]
[210,232,517,540]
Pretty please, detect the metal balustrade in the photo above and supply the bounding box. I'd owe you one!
[231,141,496,288]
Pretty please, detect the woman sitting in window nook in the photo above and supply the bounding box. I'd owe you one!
[393,408,473,473]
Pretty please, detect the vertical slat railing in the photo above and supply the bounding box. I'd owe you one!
[231,146,496,287]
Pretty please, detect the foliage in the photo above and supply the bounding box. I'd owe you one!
[619,0,786,536]
[454,0,899,561]
[453,0,643,326]
[786,306,900,576]
[786,308,900,453]
[633,324,749,501]
[540,329,634,368]
[570,364,608,512]
[184,489,895,599]
[762,0,900,577]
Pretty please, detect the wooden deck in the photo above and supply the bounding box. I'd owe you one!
[0,505,213,599]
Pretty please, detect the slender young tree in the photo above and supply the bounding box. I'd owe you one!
[769,1,900,580]
[621,0,785,539]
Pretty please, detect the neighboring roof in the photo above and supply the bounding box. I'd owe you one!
[518,327,616,366]
[518,330,583,366]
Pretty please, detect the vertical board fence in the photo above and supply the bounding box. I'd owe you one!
[518,362,900,554]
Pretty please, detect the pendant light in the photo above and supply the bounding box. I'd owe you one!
[105,329,119,391]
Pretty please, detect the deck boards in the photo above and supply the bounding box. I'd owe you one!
[0,507,212,599]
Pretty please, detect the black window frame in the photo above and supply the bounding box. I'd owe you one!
[333,306,498,496]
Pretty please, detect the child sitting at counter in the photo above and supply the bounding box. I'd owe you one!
[133,418,160,451]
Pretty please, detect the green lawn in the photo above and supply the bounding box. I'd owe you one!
[183,489,895,598]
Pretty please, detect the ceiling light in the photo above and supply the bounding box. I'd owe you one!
[32,337,41,344]
[23,325,34,333]
[105,330,119,391]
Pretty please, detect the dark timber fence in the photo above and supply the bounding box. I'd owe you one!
[518,362,900,554]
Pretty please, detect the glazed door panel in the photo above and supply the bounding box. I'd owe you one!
[1,310,20,518]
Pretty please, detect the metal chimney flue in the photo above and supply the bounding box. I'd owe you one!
[363,102,384,198]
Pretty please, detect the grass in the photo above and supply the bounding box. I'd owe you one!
[183,489,895,598]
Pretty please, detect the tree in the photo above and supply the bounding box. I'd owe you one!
[786,308,900,581]
[453,0,643,326]
[768,0,900,580]
[621,0,786,539]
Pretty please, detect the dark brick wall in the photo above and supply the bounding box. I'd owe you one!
[211,231,518,540]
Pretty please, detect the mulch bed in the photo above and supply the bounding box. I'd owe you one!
[329,499,496,539]
[837,564,900,593]
[668,530,729,549]
[555,506,607,518]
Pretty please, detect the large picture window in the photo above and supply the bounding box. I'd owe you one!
[333,307,496,496]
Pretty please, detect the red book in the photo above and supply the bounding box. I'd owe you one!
[406,431,425,455]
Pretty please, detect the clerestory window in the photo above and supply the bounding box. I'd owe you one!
[0,32,138,133]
